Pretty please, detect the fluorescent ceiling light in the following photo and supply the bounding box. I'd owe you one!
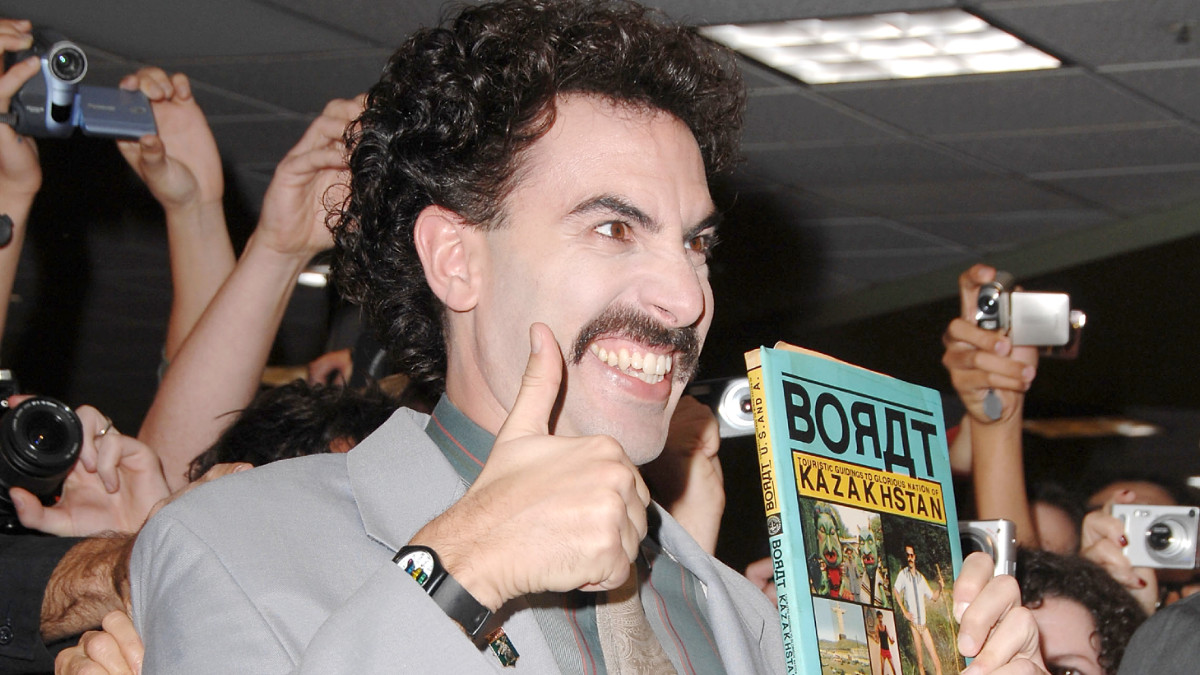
[297,263,330,289]
[1022,417,1163,439]
[699,9,1060,84]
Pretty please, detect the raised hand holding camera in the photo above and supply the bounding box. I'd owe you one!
[0,389,83,533]
[8,398,171,535]
[1081,491,1162,615]
[943,265,1038,426]
[115,68,223,211]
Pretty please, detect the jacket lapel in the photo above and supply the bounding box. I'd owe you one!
[653,504,775,674]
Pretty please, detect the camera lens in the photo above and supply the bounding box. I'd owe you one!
[1148,521,1179,553]
[0,397,82,529]
[718,379,755,436]
[24,409,69,452]
[978,289,999,315]
[47,44,87,83]
[961,532,983,556]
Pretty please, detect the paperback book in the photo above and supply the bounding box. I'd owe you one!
[745,343,964,675]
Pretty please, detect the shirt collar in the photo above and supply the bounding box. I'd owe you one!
[424,394,495,484]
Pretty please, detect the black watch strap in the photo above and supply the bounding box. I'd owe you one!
[394,545,491,638]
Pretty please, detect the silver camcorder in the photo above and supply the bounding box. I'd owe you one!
[959,519,1017,577]
[1114,504,1200,570]
[686,377,753,438]
[976,271,1085,355]
[4,29,156,139]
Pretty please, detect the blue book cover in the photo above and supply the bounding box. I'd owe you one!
[746,343,964,675]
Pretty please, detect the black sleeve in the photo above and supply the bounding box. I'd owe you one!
[0,534,84,673]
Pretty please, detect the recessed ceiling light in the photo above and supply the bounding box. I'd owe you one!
[699,9,1060,84]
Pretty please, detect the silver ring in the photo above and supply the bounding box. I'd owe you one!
[96,417,114,438]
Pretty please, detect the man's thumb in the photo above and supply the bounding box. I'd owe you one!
[496,323,563,441]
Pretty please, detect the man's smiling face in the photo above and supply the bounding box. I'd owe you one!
[445,94,717,465]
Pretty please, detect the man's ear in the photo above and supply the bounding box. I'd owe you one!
[413,205,480,312]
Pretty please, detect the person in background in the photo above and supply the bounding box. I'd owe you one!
[135,96,352,489]
[942,264,1041,549]
[1016,547,1145,675]
[1079,477,1199,618]
[0,22,160,671]
[186,380,399,480]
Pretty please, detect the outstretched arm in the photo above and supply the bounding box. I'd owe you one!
[137,97,360,489]
[0,19,42,347]
[942,264,1039,548]
[116,68,233,363]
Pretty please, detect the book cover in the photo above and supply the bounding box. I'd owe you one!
[746,343,964,675]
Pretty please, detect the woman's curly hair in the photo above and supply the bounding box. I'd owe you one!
[1016,547,1147,673]
[333,0,745,394]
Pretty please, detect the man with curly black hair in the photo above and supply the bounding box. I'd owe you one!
[1016,548,1146,675]
[131,2,781,672]
[128,1,1049,672]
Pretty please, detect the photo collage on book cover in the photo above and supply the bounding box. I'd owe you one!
[801,498,966,675]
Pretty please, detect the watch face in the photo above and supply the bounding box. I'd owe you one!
[399,550,436,587]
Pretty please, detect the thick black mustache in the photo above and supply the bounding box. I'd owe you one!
[569,305,701,382]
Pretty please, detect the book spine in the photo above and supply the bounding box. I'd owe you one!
[747,362,800,675]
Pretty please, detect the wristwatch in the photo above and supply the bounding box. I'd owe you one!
[394,545,491,638]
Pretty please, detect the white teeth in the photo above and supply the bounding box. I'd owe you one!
[588,343,675,383]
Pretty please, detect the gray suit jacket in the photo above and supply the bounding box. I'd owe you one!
[131,408,784,673]
[1118,591,1200,675]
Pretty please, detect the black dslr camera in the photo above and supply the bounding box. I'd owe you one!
[0,372,84,533]
[2,29,156,139]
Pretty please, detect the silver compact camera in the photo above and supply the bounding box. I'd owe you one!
[1114,504,1200,569]
[959,519,1017,577]
[685,377,753,438]
[976,271,1085,352]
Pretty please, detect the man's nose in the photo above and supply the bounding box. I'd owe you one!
[634,246,708,329]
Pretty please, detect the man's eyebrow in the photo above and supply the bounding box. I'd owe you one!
[685,210,722,241]
[569,195,655,231]
[569,194,722,239]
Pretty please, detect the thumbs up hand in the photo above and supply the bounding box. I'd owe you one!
[409,323,651,611]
